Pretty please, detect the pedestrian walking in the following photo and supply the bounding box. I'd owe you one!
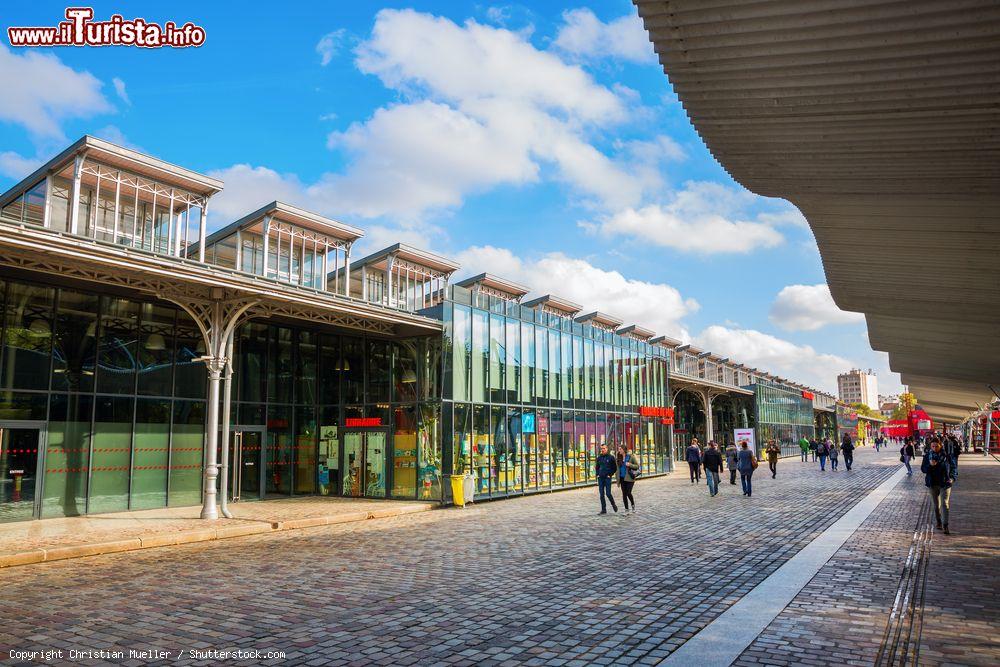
[765,440,781,478]
[725,441,739,485]
[944,435,961,481]
[842,434,855,471]
[595,444,619,514]
[799,435,810,462]
[829,438,840,471]
[617,444,640,514]
[809,437,818,461]
[736,441,757,497]
[921,438,954,534]
[900,437,915,476]
[686,439,703,483]
[703,440,724,497]
[816,437,829,471]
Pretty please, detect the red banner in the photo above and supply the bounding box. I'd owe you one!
[345,417,382,427]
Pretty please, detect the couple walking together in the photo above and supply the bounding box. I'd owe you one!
[595,443,641,515]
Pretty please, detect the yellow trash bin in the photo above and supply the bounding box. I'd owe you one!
[449,474,466,507]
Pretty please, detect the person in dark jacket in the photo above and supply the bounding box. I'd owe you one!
[595,444,619,514]
[736,441,756,497]
[816,438,829,471]
[921,438,954,533]
[944,435,961,480]
[702,440,724,497]
[901,437,915,476]
[685,439,703,483]
[765,440,781,478]
[841,433,855,471]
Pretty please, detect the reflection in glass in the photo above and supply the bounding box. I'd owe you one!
[1,282,53,391]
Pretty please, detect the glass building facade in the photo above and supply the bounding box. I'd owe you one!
[436,286,673,499]
[753,381,816,456]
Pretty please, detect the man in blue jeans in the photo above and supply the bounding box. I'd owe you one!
[595,444,619,514]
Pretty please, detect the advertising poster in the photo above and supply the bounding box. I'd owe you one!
[734,428,755,452]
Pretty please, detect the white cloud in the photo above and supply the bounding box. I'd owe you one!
[112,77,130,105]
[0,44,112,138]
[455,245,699,340]
[316,29,347,66]
[0,151,42,180]
[553,8,655,64]
[696,325,853,393]
[205,164,308,227]
[210,10,657,222]
[769,283,865,332]
[93,125,143,152]
[584,181,786,254]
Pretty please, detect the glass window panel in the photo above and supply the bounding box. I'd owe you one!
[131,398,170,510]
[573,336,584,407]
[88,395,134,513]
[296,331,317,405]
[0,193,23,223]
[420,335,442,401]
[391,405,417,499]
[519,322,532,404]
[169,399,204,506]
[318,334,340,405]
[342,337,364,404]
[235,322,267,403]
[265,404,291,496]
[51,289,98,393]
[294,405,316,494]
[418,401,441,501]
[504,317,518,403]
[173,311,206,399]
[492,405,510,495]
[535,325,548,403]
[548,329,560,403]
[507,407,523,493]
[488,313,505,403]
[452,402,471,476]
[1,282,53,391]
[471,404,490,495]
[367,340,391,403]
[268,327,293,404]
[42,393,92,518]
[23,179,46,226]
[452,305,471,401]
[470,310,487,403]
[49,175,71,233]
[97,297,139,394]
[137,304,175,396]
[394,340,419,403]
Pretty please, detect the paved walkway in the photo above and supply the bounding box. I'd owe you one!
[0,497,435,567]
[0,448,996,666]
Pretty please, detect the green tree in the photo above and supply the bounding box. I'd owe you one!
[890,392,918,420]
[850,402,879,419]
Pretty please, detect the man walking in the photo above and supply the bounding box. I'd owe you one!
[766,440,781,478]
[686,439,703,483]
[799,435,810,462]
[809,437,819,461]
[816,437,829,471]
[595,444,619,514]
[921,438,954,534]
[841,433,855,471]
[703,440,724,497]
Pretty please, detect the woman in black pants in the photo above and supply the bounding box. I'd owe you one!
[617,445,640,514]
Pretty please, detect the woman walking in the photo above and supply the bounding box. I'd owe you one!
[901,437,915,476]
[617,445,640,514]
[829,438,840,471]
[921,438,954,533]
[765,440,781,478]
[725,441,739,485]
[736,441,757,497]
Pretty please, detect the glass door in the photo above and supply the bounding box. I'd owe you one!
[341,429,387,498]
[230,427,263,501]
[0,424,44,522]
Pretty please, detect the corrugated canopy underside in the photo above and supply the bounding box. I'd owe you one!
[635,0,1000,421]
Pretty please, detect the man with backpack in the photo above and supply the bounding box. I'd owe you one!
[816,437,830,471]
[703,440,725,497]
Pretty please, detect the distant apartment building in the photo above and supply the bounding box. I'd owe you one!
[838,369,879,410]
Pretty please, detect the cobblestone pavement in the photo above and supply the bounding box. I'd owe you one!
[0,448,990,667]
[735,455,1000,667]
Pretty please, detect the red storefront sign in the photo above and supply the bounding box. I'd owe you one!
[639,406,674,418]
[802,390,814,400]
[345,417,382,427]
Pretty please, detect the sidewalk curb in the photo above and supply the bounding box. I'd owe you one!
[0,504,436,569]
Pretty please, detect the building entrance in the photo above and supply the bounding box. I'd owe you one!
[229,426,264,502]
[0,422,45,522]
[341,429,387,498]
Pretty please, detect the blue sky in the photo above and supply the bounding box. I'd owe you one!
[0,1,903,395]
